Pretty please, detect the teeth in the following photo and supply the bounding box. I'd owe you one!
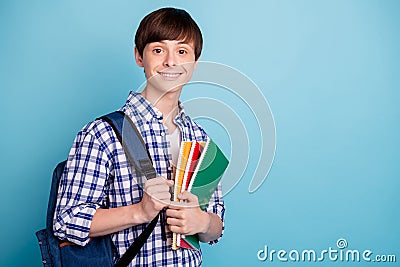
[160,72,180,78]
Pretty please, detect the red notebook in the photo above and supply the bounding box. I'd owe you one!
[182,141,202,192]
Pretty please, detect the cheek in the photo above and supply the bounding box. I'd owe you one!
[182,54,196,63]
[147,57,165,70]
[188,51,196,61]
[142,58,156,70]
[183,62,196,73]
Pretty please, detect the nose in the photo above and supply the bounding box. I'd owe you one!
[163,51,177,68]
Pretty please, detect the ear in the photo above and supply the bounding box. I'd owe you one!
[134,47,144,67]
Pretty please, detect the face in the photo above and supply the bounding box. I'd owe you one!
[135,39,197,95]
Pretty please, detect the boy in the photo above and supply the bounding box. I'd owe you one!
[53,7,225,266]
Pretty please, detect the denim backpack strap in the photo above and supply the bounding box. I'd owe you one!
[98,111,160,266]
[100,111,156,179]
[46,161,66,230]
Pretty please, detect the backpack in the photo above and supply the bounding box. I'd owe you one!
[35,111,160,267]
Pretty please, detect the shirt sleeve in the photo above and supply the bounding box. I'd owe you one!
[205,182,225,245]
[53,121,114,246]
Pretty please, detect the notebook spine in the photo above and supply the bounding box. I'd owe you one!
[181,141,196,193]
[187,137,210,193]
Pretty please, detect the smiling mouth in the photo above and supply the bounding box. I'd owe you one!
[158,72,182,78]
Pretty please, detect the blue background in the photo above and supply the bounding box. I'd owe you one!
[1,0,399,266]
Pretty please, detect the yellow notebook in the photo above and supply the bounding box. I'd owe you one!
[172,141,192,250]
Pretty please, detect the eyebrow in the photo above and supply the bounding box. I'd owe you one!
[154,40,191,45]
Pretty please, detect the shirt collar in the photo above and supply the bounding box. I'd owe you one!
[124,91,188,124]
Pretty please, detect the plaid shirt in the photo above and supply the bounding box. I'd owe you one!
[53,91,225,266]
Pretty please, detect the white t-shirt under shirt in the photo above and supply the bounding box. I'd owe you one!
[166,126,181,169]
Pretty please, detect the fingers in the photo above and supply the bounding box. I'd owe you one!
[145,176,173,188]
[168,192,199,209]
[144,177,173,202]
[166,179,174,187]
[168,224,184,235]
[178,191,198,203]
[145,183,170,196]
[140,177,174,220]
[166,210,186,234]
[166,205,207,236]
[166,208,182,218]
[166,217,183,227]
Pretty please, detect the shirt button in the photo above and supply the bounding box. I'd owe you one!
[161,132,166,136]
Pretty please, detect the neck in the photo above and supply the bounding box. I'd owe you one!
[141,85,181,130]
[141,87,180,115]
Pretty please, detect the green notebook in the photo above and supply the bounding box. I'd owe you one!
[183,138,229,250]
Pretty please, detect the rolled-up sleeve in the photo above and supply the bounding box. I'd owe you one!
[205,182,225,245]
[53,121,113,246]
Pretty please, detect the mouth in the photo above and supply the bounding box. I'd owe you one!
[158,72,183,79]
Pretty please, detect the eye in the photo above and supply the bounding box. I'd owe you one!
[153,48,163,54]
[178,49,187,55]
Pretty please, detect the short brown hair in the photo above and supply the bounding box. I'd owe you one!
[135,8,203,61]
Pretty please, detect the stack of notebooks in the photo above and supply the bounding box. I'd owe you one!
[172,138,229,250]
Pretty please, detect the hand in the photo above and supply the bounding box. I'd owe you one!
[166,191,211,236]
[139,177,173,222]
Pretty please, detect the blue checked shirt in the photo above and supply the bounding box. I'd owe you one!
[53,92,225,266]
